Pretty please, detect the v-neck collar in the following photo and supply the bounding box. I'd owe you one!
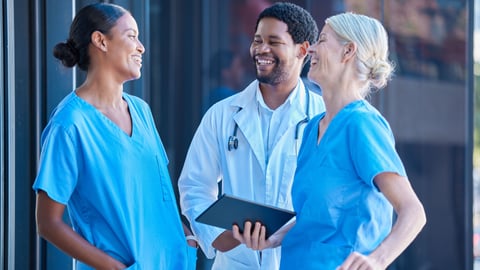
[316,100,364,148]
[73,92,136,139]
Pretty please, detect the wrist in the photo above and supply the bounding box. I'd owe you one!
[186,235,198,248]
[185,235,197,242]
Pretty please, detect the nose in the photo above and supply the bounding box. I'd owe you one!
[137,40,145,54]
[254,42,271,54]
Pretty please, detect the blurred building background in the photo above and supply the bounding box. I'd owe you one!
[0,0,477,269]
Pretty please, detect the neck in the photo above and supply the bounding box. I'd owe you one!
[321,86,363,122]
[76,74,125,110]
[259,78,298,110]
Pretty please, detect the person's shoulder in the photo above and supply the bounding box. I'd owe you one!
[123,92,149,108]
[48,92,85,125]
[123,92,153,117]
[351,100,382,118]
[304,113,323,133]
[42,92,90,140]
[347,100,389,130]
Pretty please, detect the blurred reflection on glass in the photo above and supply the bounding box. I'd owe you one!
[384,0,466,81]
[203,49,245,114]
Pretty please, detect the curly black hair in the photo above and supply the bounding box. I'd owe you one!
[255,2,318,46]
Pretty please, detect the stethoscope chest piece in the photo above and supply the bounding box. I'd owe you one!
[227,107,242,151]
[227,135,238,151]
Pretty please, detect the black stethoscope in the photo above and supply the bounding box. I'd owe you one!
[227,86,311,151]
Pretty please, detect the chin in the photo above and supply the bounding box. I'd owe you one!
[131,71,142,80]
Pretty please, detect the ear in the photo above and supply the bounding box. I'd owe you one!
[342,42,356,62]
[91,31,107,52]
[297,41,309,59]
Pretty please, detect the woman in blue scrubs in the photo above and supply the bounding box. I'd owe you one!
[233,12,426,270]
[32,3,196,269]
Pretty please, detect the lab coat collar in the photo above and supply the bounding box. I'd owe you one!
[229,80,308,121]
[227,80,309,171]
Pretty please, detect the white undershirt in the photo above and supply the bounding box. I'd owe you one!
[256,83,300,165]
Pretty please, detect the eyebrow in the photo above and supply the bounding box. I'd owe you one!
[253,34,285,41]
[123,28,138,35]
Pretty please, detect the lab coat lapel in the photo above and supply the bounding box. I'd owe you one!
[233,100,266,172]
[230,81,266,172]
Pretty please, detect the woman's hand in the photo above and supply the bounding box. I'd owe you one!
[337,251,383,270]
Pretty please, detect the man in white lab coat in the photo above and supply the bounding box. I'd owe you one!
[178,3,325,269]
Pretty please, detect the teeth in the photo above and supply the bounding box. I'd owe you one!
[257,59,273,65]
[132,56,142,64]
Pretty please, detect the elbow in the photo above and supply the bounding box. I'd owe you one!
[418,204,427,230]
[36,214,59,241]
[409,200,427,234]
[36,217,50,239]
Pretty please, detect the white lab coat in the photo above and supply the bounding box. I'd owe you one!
[178,79,325,270]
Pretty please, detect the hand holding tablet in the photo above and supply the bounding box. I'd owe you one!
[195,194,296,238]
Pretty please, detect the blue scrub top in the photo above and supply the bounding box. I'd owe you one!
[33,92,192,269]
[280,100,406,270]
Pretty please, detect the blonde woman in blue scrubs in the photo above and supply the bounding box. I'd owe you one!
[32,3,196,269]
[233,12,426,270]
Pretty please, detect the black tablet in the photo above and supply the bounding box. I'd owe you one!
[195,194,296,238]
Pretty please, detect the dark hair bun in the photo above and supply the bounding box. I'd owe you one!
[53,40,79,68]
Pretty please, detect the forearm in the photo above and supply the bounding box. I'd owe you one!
[38,220,125,269]
[368,202,426,268]
[178,151,223,254]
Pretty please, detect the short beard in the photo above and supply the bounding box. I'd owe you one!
[255,61,288,85]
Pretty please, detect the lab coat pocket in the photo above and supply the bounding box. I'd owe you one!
[186,245,198,270]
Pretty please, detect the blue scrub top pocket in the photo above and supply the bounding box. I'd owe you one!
[155,155,173,201]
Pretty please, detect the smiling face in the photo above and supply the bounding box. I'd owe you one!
[307,24,346,87]
[249,17,304,86]
[104,13,145,82]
